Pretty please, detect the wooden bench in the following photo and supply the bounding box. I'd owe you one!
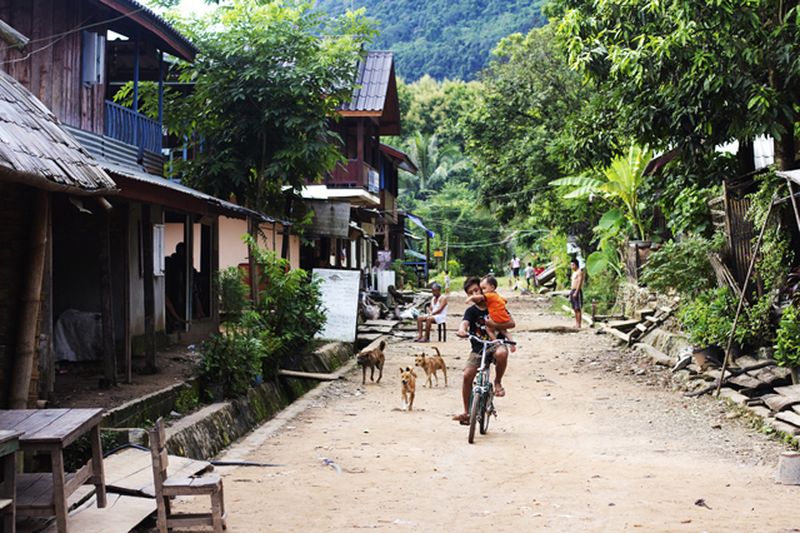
[0,430,21,533]
[149,419,226,533]
[437,322,447,342]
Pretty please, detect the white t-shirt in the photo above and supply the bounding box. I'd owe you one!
[511,257,521,269]
[524,265,533,279]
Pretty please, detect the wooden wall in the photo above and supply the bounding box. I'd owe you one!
[0,0,104,134]
[0,182,33,407]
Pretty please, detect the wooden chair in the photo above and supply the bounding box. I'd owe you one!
[149,419,226,533]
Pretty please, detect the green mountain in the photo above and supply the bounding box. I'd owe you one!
[316,0,546,81]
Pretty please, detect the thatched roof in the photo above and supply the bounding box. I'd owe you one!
[0,69,116,194]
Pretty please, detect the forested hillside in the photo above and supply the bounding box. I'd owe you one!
[315,0,545,80]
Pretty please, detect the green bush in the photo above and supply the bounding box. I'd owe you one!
[583,269,621,315]
[640,235,721,298]
[218,266,249,320]
[248,241,325,365]
[541,229,570,289]
[200,325,263,397]
[775,305,800,368]
[678,288,739,348]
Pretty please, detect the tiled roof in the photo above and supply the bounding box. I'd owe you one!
[342,51,393,113]
[0,70,116,193]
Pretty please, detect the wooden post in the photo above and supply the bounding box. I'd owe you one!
[123,206,132,383]
[786,178,800,234]
[99,210,116,388]
[142,205,157,373]
[10,190,48,409]
[715,193,778,397]
[0,18,29,49]
[247,217,258,305]
[184,216,193,330]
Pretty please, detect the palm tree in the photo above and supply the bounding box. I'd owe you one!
[403,132,465,198]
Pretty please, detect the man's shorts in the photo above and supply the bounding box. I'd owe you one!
[512,267,520,277]
[569,289,583,310]
[465,348,498,368]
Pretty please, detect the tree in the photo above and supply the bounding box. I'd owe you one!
[164,0,375,214]
[549,0,800,171]
[464,25,609,226]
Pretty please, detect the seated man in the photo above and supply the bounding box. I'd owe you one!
[453,276,512,425]
[415,283,448,342]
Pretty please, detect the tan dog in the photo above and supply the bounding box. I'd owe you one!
[400,366,417,411]
[414,346,448,388]
[357,340,385,385]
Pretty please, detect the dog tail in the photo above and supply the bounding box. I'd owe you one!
[379,340,386,351]
[432,346,442,358]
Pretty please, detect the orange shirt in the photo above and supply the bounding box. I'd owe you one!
[483,291,511,324]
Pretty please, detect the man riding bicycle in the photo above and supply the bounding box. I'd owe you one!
[453,276,513,425]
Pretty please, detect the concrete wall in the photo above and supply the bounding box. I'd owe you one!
[219,216,248,270]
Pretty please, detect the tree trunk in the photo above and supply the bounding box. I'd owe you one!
[10,190,49,409]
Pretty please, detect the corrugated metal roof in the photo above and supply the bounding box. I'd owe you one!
[103,160,286,224]
[341,51,393,113]
[0,69,116,193]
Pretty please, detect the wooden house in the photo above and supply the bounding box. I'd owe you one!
[0,0,293,405]
[0,67,117,408]
[301,51,415,286]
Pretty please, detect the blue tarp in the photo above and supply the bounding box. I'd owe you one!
[406,213,435,238]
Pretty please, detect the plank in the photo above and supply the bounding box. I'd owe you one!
[606,319,640,332]
[40,493,155,533]
[103,448,209,498]
[278,369,341,381]
[776,411,800,428]
[362,320,399,327]
[0,498,11,510]
[600,326,630,344]
[728,374,763,390]
[775,385,800,397]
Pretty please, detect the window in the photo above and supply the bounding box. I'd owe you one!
[81,31,105,85]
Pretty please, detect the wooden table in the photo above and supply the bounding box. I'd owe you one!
[0,409,106,533]
[0,429,21,533]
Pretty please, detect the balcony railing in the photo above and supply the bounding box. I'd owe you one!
[104,100,162,154]
[327,159,378,189]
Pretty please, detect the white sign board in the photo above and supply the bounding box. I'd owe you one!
[377,270,396,296]
[313,268,361,343]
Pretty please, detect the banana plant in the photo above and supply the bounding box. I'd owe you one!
[550,144,652,241]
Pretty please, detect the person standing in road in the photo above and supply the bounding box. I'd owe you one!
[569,258,584,328]
[510,255,521,290]
[524,262,534,290]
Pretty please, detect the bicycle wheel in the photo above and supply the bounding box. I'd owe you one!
[468,392,481,444]
[480,390,493,434]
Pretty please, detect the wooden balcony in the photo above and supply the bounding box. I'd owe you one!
[326,159,379,191]
[104,100,163,154]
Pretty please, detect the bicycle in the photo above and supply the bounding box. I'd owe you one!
[462,334,515,444]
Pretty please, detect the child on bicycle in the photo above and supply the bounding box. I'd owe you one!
[464,275,517,351]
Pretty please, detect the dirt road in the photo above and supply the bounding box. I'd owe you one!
[179,292,798,532]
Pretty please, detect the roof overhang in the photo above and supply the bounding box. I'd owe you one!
[777,170,800,187]
[104,162,282,222]
[97,0,198,61]
[380,143,418,174]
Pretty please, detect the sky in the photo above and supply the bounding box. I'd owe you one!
[177,0,216,14]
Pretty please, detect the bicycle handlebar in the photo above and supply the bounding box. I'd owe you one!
[459,333,516,346]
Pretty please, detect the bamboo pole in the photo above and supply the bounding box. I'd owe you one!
[10,190,49,408]
[786,178,800,234]
[714,192,778,397]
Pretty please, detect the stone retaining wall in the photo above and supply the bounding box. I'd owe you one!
[164,341,353,459]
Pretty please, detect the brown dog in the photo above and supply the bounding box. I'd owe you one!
[400,366,417,411]
[357,340,385,385]
[414,346,448,388]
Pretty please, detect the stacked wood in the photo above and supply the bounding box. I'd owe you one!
[598,306,673,346]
